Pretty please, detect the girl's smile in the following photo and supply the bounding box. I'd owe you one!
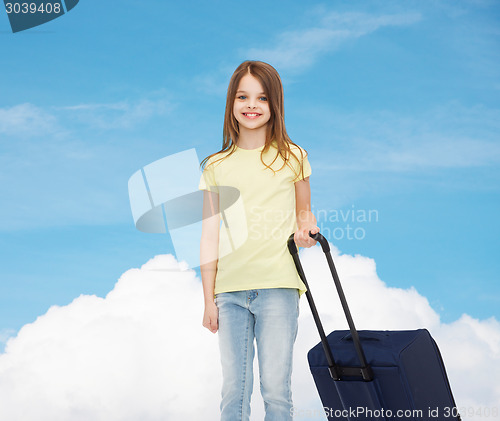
[242,112,262,119]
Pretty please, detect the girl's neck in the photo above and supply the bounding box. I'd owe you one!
[236,126,267,150]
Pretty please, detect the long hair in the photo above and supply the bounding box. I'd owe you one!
[200,60,306,178]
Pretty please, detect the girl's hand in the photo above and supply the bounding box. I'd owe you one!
[202,301,219,334]
[294,226,320,248]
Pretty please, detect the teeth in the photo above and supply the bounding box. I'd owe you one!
[245,113,259,117]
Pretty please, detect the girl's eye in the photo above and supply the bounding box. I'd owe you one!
[237,95,247,100]
[259,96,268,101]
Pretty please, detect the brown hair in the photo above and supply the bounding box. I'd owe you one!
[200,60,307,178]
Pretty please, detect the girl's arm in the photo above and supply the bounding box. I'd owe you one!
[200,190,220,333]
[294,177,319,248]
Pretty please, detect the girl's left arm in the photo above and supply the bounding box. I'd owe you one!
[294,176,319,248]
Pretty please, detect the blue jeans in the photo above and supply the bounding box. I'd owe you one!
[215,288,300,421]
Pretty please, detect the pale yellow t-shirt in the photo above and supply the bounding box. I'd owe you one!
[199,141,311,297]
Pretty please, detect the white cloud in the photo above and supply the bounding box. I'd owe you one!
[192,72,231,96]
[0,255,221,421]
[245,11,421,72]
[0,248,498,420]
[56,97,173,130]
[0,329,16,352]
[0,93,176,231]
[0,95,173,142]
[0,103,63,138]
[308,102,500,172]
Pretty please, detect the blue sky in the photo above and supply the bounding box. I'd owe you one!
[0,0,499,346]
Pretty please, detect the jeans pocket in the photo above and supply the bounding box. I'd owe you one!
[214,292,226,307]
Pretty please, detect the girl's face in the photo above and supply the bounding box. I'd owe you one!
[233,73,271,134]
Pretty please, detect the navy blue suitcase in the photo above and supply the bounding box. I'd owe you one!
[288,233,460,421]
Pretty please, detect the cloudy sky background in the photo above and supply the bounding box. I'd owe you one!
[0,250,498,420]
[1,0,499,418]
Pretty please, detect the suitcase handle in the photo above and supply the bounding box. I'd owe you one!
[288,232,373,381]
[343,332,386,342]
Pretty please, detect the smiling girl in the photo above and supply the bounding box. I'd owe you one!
[199,60,319,421]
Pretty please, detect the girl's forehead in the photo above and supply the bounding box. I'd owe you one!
[237,74,265,92]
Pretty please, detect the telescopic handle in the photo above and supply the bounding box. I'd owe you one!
[288,232,373,381]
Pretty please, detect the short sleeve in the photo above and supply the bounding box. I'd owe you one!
[199,160,218,193]
[300,153,312,180]
[293,146,312,182]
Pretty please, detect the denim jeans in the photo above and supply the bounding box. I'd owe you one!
[215,287,300,421]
